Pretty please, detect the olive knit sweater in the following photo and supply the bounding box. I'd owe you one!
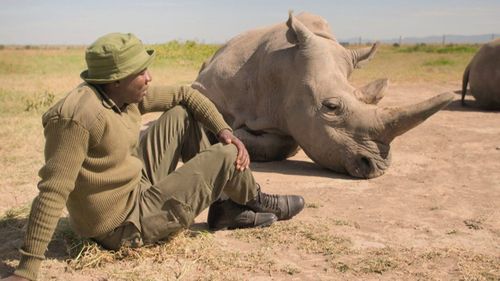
[14,83,230,280]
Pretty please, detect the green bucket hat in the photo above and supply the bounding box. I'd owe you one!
[80,32,155,84]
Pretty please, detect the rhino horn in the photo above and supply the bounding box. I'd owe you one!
[378,92,454,143]
[350,41,379,68]
[286,10,314,45]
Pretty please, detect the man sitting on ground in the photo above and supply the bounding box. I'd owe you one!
[4,33,304,281]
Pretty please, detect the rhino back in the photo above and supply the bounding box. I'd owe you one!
[194,22,295,130]
[469,39,500,109]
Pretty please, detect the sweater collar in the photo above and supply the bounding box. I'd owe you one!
[88,83,123,114]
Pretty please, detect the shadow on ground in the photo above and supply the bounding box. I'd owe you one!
[250,159,354,180]
[0,212,78,278]
[446,90,500,112]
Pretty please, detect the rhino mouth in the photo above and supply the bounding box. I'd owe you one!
[340,139,391,179]
[303,141,391,179]
[346,154,390,179]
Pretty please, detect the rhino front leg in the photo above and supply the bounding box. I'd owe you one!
[234,128,299,162]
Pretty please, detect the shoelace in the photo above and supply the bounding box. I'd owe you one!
[260,193,281,216]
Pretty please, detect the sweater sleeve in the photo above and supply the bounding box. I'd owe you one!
[138,85,231,134]
[14,118,89,281]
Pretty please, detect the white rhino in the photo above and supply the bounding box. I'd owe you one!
[193,12,453,178]
[461,38,500,109]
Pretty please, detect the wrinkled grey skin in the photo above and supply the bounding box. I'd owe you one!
[462,38,500,109]
[193,12,453,178]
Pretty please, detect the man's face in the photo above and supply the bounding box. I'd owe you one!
[117,69,153,104]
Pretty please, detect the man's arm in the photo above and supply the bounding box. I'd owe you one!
[139,85,229,133]
[13,118,89,280]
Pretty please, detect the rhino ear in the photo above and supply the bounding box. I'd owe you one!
[295,12,336,41]
[350,42,379,69]
[353,78,389,104]
[286,10,314,45]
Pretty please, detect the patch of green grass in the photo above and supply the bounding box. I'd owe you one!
[0,89,56,115]
[350,44,475,84]
[0,48,84,76]
[0,89,26,114]
[423,58,456,66]
[151,40,220,68]
[398,44,479,54]
[0,205,30,228]
[24,90,55,112]
[0,60,31,74]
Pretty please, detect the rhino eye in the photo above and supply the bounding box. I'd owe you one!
[322,101,339,111]
[321,98,341,112]
[320,98,343,121]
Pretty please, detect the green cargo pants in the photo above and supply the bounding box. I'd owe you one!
[94,106,258,249]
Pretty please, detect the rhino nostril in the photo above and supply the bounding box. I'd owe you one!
[349,155,386,179]
[359,156,373,175]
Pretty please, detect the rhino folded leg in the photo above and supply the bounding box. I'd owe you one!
[234,128,299,162]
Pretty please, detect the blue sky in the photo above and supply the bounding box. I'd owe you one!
[1,0,499,45]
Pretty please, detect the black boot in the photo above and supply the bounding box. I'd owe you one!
[207,199,277,231]
[246,185,305,221]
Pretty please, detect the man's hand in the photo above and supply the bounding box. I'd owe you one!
[217,129,250,171]
[1,275,29,281]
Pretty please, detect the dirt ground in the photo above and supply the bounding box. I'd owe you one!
[1,81,499,280]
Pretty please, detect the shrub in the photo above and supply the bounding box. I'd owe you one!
[24,90,55,112]
[151,40,221,66]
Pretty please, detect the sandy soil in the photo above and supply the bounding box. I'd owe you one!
[1,81,499,280]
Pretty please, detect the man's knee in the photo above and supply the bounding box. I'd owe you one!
[153,105,199,135]
[161,105,190,123]
[210,143,238,164]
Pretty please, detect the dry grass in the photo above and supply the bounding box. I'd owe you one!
[229,220,499,279]
[2,208,498,280]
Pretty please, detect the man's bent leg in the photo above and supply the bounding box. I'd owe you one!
[138,144,258,243]
[93,106,212,249]
[138,105,210,186]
